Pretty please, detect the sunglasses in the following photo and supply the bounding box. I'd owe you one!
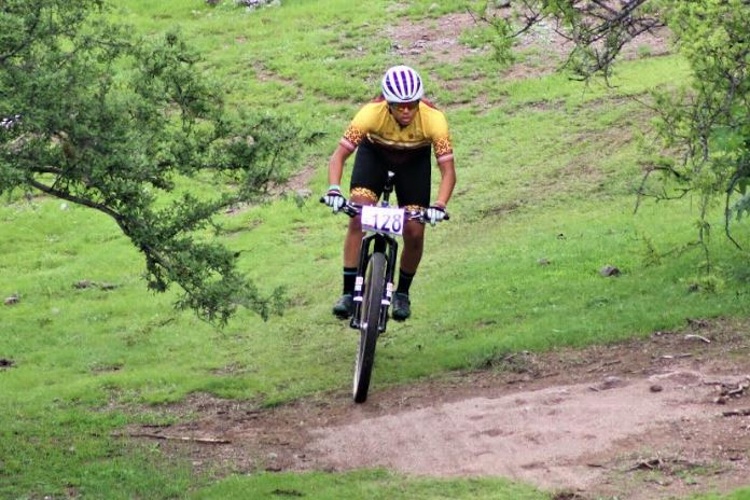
[388,101,420,112]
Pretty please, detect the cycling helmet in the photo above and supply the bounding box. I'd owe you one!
[381,65,424,103]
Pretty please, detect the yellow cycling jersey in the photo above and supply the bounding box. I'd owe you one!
[340,97,454,164]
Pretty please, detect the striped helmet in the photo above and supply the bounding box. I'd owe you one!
[381,65,424,103]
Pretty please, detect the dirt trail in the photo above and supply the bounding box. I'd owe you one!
[130,318,750,499]
[310,371,722,490]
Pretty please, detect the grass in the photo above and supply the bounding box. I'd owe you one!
[195,470,545,500]
[2,0,750,498]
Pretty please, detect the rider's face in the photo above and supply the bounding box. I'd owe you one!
[389,101,419,126]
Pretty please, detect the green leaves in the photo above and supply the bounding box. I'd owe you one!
[500,1,750,249]
[0,1,317,324]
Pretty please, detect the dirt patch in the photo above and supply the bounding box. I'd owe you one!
[125,317,750,499]
[386,7,671,81]
[387,12,480,65]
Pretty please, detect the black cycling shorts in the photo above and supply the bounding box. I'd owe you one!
[349,139,432,208]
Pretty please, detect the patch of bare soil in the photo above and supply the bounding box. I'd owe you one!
[126,318,750,499]
[386,8,671,82]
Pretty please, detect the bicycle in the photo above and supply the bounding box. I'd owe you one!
[322,171,448,403]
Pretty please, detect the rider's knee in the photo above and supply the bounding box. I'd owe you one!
[403,220,425,240]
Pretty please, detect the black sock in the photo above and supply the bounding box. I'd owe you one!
[343,267,357,295]
[396,269,415,295]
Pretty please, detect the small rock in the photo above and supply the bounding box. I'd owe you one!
[591,375,627,391]
[600,265,620,277]
[650,384,664,393]
[601,375,624,389]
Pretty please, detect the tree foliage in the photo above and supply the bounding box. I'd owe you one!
[0,0,314,325]
[481,0,750,251]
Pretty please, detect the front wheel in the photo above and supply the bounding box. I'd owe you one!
[353,252,386,403]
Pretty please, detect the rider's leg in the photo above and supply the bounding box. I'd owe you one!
[343,199,366,269]
[397,220,425,290]
[343,140,386,276]
[393,147,431,298]
[341,189,377,288]
[341,220,361,295]
[392,149,431,321]
[391,218,424,321]
[333,141,385,318]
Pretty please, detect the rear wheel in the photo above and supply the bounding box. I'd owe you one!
[352,252,386,403]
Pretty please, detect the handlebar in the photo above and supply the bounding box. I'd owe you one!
[319,198,450,223]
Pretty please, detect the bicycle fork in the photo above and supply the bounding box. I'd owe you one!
[350,233,399,333]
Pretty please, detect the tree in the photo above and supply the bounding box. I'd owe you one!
[479,0,750,257]
[0,0,314,325]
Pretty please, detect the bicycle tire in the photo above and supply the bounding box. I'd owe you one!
[352,251,386,403]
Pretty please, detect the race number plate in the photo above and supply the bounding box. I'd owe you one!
[361,205,405,236]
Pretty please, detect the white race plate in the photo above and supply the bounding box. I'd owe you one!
[361,205,405,236]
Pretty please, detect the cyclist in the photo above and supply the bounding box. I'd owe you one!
[322,65,456,321]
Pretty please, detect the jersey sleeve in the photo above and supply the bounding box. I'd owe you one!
[339,104,376,151]
[428,110,454,163]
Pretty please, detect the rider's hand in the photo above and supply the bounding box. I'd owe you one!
[425,204,447,226]
[323,185,345,212]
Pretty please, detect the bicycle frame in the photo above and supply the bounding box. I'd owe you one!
[349,228,398,333]
[349,172,399,333]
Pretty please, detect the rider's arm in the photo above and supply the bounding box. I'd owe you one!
[424,107,455,208]
[434,157,456,208]
[328,143,354,187]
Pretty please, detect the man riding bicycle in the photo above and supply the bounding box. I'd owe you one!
[322,65,457,321]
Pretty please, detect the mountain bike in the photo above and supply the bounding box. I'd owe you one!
[322,172,448,403]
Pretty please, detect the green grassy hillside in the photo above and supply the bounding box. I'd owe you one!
[2,1,750,498]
